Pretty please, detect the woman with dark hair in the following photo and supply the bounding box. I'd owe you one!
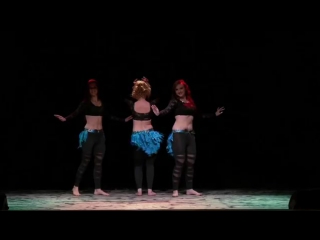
[151,79,224,197]
[54,79,132,196]
[125,77,163,196]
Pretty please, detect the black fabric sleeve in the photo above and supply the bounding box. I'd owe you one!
[158,99,178,116]
[65,101,88,120]
[124,99,134,112]
[104,107,127,122]
[201,112,217,119]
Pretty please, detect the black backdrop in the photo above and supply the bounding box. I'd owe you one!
[2,31,320,191]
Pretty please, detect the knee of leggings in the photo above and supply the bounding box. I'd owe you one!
[187,154,196,165]
[173,156,185,169]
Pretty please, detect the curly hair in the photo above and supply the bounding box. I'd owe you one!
[131,78,151,100]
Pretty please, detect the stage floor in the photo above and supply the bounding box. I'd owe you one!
[4,189,293,210]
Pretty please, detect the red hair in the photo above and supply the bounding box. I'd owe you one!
[88,79,97,84]
[172,79,196,108]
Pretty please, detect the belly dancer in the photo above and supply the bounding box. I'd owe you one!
[126,77,163,196]
[151,79,224,197]
[54,79,132,196]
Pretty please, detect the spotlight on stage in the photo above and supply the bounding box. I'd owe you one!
[0,193,9,211]
[289,189,320,210]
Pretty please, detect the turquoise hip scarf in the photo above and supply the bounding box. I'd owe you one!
[78,129,103,148]
[166,130,195,156]
[131,129,164,156]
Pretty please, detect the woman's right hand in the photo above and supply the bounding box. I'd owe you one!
[125,115,133,122]
[151,105,159,116]
[54,114,66,122]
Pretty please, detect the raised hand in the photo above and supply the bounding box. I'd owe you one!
[151,105,159,116]
[54,114,66,122]
[215,107,225,116]
[125,115,133,122]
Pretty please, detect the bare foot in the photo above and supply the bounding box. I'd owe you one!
[148,189,156,196]
[186,189,202,196]
[94,189,109,196]
[136,189,142,196]
[72,186,80,196]
[172,190,178,197]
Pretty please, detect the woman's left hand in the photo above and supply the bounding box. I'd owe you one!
[215,107,225,116]
[151,105,160,116]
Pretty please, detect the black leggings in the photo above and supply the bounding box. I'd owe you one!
[133,147,156,189]
[172,132,196,190]
[74,131,105,189]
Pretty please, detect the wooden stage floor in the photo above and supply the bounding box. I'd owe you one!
[4,189,293,210]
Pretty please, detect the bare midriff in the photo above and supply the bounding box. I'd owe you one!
[132,120,153,132]
[172,115,194,131]
[84,115,103,130]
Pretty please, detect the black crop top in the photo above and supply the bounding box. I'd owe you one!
[125,99,158,121]
[65,100,125,122]
[158,99,216,118]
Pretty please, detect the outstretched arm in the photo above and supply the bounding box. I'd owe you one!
[104,107,132,122]
[201,106,225,119]
[65,101,88,120]
[152,99,177,116]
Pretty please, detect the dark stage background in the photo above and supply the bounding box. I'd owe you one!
[2,31,320,191]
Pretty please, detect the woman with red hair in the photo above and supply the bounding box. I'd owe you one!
[151,79,224,197]
[54,79,132,196]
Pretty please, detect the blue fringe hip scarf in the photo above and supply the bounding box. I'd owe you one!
[131,129,164,156]
[78,129,103,148]
[166,130,195,156]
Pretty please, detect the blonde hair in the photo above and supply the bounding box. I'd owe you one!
[131,79,151,100]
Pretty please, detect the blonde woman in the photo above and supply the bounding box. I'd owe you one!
[125,77,163,196]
